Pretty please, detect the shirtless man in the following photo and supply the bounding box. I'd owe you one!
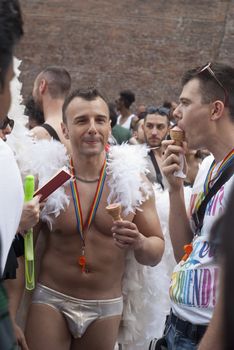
[31,66,71,151]
[25,87,164,350]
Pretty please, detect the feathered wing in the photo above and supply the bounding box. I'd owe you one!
[107,143,152,215]
[107,144,170,348]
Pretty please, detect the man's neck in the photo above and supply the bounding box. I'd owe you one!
[43,98,64,123]
[152,147,163,158]
[119,108,131,120]
[71,152,106,180]
[206,125,234,163]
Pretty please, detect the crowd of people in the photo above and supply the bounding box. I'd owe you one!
[1,1,234,350]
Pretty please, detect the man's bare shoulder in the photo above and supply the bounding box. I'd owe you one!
[30,125,51,140]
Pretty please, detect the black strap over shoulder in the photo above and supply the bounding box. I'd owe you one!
[41,123,60,142]
[192,159,234,234]
[149,150,164,190]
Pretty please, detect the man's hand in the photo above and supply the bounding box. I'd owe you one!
[18,195,42,233]
[161,139,187,191]
[111,220,145,250]
[13,322,29,350]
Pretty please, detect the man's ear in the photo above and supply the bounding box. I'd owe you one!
[39,79,47,95]
[108,120,112,136]
[61,122,69,139]
[210,100,224,121]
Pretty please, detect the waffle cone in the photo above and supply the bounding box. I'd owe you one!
[170,128,185,146]
[106,203,122,221]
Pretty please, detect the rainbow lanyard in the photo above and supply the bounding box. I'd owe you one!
[70,158,107,272]
[194,148,234,212]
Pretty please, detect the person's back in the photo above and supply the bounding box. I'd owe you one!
[30,66,71,152]
[115,89,136,130]
[108,102,131,144]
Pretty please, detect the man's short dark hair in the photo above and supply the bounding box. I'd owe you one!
[108,102,118,128]
[182,62,234,121]
[0,0,23,92]
[119,90,135,108]
[40,66,71,99]
[62,87,109,123]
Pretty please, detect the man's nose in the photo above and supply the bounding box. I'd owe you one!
[88,120,97,134]
[151,126,158,135]
[173,105,182,121]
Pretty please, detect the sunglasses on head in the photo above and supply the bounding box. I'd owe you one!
[147,106,170,116]
[0,116,14,130]
[198,62,228,106]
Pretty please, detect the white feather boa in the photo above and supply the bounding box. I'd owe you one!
[107,143,152,215]
[107,144,170,348]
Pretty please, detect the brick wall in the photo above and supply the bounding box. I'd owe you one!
[17,0,234,109]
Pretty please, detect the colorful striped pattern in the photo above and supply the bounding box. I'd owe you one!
[203,148,234,196]
[70,158,107,245]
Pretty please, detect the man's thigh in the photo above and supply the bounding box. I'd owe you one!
[71,315,121,350]
[25,303,71,350]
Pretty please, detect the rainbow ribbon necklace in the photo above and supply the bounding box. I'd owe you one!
[194,148,234,212]
[70,158,107,272]
[185,148,234,263]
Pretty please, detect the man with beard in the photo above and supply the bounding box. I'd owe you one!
[143,106,170,188]
[31,66,71,152]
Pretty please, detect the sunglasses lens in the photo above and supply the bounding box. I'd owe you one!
[0,117,14,130]
[147,106,170,116]
[9,120,14,129]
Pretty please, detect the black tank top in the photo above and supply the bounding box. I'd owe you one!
[41,123,61,142]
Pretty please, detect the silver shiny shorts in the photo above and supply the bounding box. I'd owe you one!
[32,283,123,338]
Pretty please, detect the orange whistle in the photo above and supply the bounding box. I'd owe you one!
[181,244,193,262]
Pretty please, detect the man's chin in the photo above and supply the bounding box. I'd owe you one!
[149,143,161,148]
[82,147,104,156]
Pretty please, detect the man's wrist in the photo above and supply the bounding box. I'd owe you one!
[133,234,145,252]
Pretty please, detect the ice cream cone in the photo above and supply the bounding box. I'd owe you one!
[170,126,185,146]
[106,203,122,221]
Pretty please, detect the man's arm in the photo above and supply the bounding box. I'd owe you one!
[4,197,42,350]
[162,140,193,262]
[111,185,164,266]
[4,256,29,350]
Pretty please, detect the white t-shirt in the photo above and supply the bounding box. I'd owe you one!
[0,139,24,274]
[117,114,135,129]
[170,155,234,325]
